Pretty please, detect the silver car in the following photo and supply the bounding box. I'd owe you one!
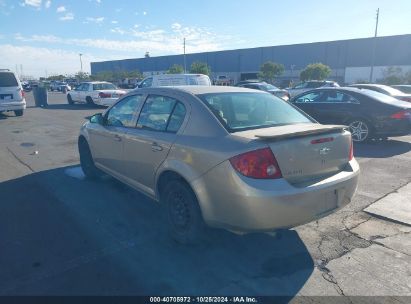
[78,86,359,243]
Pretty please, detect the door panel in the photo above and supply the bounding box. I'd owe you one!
[123,130,176,193]
[88,126,126,174]
[122,95,186,193]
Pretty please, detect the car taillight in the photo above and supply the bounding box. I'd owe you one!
[20,89,25,98]
[390,110,411,119]
[99,92,111,98]
[229,147,282,179]
[349,138,354,161]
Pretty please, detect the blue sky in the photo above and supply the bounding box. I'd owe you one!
[1,0,411,77]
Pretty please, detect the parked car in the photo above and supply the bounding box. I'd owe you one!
[236,81,290,101]
[67,82,126,106]
[290,87,411,142]
[78,86,359,243]
[213,75,232,86]
[0,69,26,117]
[348,84,411,103]
[137,74,211,88]
[22,81,32,92]
[391,85,411,94]
[235,79,261,86]
[287,80,340,98]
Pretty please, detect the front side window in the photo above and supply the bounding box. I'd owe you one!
[137,95,185,132]
[198,92,312,132]
[106,95,143,127]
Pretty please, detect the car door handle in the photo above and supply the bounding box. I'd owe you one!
[113,134,122,142]
[151,142,163,152]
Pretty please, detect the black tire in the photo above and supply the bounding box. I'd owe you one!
[78,138,103,179]
[14,110,24,117]
[67,94,74,105]
[163,180,206,244]
[348,118,372,143]
[86,96,94,105]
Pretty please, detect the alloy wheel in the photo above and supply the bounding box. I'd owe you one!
[349,120,369,142]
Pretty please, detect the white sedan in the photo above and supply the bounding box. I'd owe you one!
[67,82,126,106]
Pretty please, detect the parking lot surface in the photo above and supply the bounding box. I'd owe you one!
[0,92,410,298]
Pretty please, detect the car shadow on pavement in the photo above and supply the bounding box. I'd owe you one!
[0,166,314,297]
[354,138,411,158]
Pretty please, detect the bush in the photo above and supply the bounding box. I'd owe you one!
[300,63,331,81]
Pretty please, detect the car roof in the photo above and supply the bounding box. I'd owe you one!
[135,85,264,95]
[292,86,364,96]
[82,81,112,84]
[349,83,387,88]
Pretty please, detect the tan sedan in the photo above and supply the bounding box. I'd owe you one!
[78,86,359,243]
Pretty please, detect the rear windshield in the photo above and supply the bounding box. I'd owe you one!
[198,92,313,132]
[0,72,19,87]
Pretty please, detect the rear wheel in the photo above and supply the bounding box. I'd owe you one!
[163,180,206,244]
[78,138,103,179]
[86,96,94,105]
[348,119,372,143]
[67,94,74,105]
[14,110,24,117]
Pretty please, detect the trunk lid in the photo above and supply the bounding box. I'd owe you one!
[235,123,351,184]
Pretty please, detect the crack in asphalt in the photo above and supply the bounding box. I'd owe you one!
[6,146,35,173]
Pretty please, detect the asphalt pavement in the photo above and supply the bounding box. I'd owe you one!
[0,91,410,299]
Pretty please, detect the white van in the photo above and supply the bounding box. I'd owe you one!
[137,74,211,88]
[0,69,26,117]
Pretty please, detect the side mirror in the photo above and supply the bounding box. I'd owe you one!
[90,113,104,125]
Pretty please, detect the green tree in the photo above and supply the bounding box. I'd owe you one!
[47,74,65,81]
[380,66,403,85]
[404,71,411,84]
[75,71,90,81]
[189,61,211,76]
[258,61,284,83]
[300,63,331,81]
[167,64,184,74]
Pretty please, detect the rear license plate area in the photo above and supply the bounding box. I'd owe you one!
[0,94,13,101]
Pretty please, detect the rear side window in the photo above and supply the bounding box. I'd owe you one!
[137,95,186,132]
[0,72,18,87]
[198,92,312,132]
[93,83,116,90]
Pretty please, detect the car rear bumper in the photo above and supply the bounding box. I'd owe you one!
[191,159,359,232]
[375,119,411,137]
[0,100,26,112]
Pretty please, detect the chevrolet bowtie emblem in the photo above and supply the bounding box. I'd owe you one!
[319,147,331,155]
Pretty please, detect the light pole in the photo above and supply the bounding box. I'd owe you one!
[183,38,187,73]
[79,53,83,73]
[369,8,379,83]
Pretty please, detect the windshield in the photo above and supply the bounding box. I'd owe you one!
[260,84,280,91]
[198,92,312,132]
[93,83,117,90]
[361,89,407,104]
[378,85,405,96]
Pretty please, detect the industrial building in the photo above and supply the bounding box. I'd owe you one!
[91,34,411,85]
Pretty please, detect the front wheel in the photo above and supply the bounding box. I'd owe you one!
[163,180,206,244]
[348,119,372,143]
[78,138,103,179]
[14,110,24,117]
[86,96,94,105]
[67,94,74,105]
